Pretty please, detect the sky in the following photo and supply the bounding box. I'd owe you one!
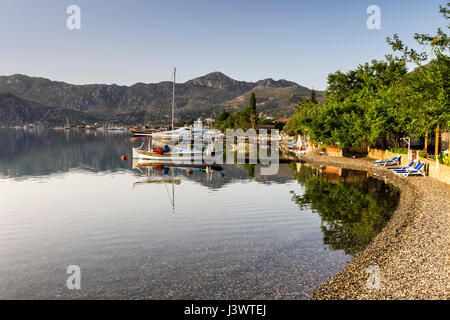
[0,0,446,90]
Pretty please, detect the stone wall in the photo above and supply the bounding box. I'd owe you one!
[325,147,343,157]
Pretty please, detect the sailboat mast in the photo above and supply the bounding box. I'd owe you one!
[172,68,176,130]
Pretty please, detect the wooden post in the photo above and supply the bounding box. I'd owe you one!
[424,132,428,152]
[435,124,440,156]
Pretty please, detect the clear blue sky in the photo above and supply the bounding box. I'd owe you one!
[0,0,446,90]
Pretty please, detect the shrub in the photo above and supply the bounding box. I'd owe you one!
[389,147,408,154]
[419,151,429,159]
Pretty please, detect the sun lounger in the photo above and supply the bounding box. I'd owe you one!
[387,160,416,170]
[391,162,425,178]
[374,155,401,167]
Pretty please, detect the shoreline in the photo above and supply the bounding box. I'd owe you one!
[301,154,449,299]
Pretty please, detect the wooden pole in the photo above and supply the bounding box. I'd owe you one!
[424,132,428,152]
[435,124,440,156]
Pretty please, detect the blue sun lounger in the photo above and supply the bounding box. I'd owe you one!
[373,155,401,167]
[387,160,416,171]
[391,162,425,178]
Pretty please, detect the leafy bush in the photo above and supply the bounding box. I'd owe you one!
[419,151,428,159]
[389,147,408,154]
[438,153,450,166]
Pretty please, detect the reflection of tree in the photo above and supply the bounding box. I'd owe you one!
[242,164,256,178]
[289,163,400,255]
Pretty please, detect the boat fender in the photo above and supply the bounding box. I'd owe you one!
[121,155,128,161]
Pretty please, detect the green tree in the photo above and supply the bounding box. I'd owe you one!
[310,89,318,104]
[386,2,450,134]
[249,92,257,128]
[215,110,234,132]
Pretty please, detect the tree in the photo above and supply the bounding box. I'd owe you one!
[214,110,234,132]
[249,92,257,128]
[386,2,450,135]
[310,89,318,104]
[284,3,449,150]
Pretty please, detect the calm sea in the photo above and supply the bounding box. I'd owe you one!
[0,128,399,299]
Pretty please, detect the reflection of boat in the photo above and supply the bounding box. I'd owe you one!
[133,158,223,172]
[132,159,224,213]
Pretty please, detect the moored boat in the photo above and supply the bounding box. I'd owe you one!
[132,144,222,161]
[130,128,157,135]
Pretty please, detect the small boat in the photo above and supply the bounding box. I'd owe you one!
[129,128,157,136]
[133,146,204,161]
[132,143,221,161]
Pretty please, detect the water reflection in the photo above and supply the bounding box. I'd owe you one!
[0,128,131,179]
[289,163,400,255]
[0,129,400,299]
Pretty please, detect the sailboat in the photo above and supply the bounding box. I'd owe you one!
[132,68,223,161]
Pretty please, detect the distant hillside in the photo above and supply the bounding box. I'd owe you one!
[0,93,98,126]
[222,86,324,117]
[0,72,322,124]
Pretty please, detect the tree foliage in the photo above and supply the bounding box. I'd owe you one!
[286,3,449,149]
[215,92,260,131]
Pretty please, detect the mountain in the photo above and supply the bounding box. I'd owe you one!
[0,93,99,126]
[0,72,322,125]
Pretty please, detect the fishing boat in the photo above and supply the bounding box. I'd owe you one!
[133,144,207,161]
[130,127,158,135]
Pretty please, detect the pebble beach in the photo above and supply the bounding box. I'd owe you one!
[302,154,450,300]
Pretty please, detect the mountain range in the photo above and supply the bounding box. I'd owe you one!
[0,72,322,126]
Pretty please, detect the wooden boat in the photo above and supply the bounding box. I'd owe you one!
[129,128,157,136]
[132,144,222,161]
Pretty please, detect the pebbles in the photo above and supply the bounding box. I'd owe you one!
[302,153,450,300]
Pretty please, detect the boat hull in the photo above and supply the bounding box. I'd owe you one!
[130,128,157,136]
[132,148,223,162]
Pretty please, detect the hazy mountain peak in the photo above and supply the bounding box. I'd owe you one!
[186,71,250,89]
[256,78,300,88]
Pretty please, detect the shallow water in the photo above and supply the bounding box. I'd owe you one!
[0,129,399,299]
